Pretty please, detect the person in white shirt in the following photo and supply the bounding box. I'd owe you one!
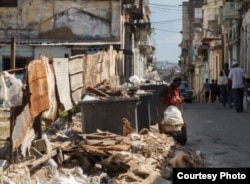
[228,60,246,113]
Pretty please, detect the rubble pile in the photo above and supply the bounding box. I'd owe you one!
[0,114,205,184]
[0,70,205,183]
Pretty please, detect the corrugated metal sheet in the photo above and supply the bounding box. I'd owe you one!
[0,39,122,46]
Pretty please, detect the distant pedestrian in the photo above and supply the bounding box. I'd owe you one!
[210,79,218,103]
[215,79,220,102]
[218,63,233,108]
[228,60,246,113]
[199,78,211,103]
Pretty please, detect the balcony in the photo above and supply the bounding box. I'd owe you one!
[134,26,151,42]
[138,38,153,55]
[123,0,143,20]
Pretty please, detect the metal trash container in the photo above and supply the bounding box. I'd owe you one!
[79,97,140,135]
[137,92,153,131]
[141,84,166,125]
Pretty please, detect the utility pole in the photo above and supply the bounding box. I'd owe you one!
[10,37,16,69]
[9,37,16,165]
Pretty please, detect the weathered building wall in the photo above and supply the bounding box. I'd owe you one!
[210,48,222,81]
[0,0,123,79]
[34,46,71,59]
[0,0,121,41]
[242,10,250,77]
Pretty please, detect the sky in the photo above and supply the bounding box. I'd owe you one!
[150,0,183,63]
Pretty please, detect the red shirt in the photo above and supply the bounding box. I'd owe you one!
[161,83,182,105]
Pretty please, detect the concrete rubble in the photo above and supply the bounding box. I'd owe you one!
[0,69,205,184]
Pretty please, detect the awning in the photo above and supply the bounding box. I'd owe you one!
[202,37,221,43]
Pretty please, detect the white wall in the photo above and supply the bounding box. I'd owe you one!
[34,46,71,58]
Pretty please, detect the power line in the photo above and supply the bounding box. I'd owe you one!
[154,28,181,33]
[151,19,182,24]
[150,7,182,12]
[149,3,179,7]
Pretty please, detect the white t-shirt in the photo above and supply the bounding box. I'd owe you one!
[228,67,245,89]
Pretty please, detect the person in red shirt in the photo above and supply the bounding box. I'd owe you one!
[159,77,184,118]
[158,77,184,133]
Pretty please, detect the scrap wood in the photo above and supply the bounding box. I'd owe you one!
[87,86,109,97]
[86,139,116,146]
[121,136,132,145]
[84,144,130,152]
[96,129,121,136]
[109,144,130,151]
[60,141,73,151]
[78,144,111,156]
[27,149,57,171]
[78,132,120,140]
[102,153,131,177]
[30,147,43,159]
[78,142,130,155]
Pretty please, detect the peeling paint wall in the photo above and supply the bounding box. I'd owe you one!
[0,0,121,40]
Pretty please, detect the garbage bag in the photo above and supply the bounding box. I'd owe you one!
[0,71,23,108]
[160,105,184,132]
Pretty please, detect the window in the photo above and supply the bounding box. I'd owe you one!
[2,57,30,80]
[71,50,87,56]
[0,0,18,7]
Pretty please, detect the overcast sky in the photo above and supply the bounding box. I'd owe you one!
[150,0,183,63]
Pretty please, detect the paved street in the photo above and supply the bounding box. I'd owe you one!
[182,102,250,168]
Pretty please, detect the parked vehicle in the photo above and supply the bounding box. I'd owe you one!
[179,81,193,103]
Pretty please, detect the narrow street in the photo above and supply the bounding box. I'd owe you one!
[183,102,250,167]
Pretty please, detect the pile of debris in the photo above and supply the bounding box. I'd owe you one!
[0,113,205,184]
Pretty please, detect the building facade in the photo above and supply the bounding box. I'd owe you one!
[181,0,250,102]
[0,0,154,84]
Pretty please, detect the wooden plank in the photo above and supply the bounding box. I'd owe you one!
[28,149,57,170]
[87,86,109,97]
[87,139,116,146]
[78,131,121,139]
[78,133,119,140]
[30,147,43,159]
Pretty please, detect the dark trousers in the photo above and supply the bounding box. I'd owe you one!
[205,91,210,103]
[232,88,244,112]
[211,91,217,103]
[220,85,233,107]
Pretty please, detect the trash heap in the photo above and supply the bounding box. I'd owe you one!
[0,113,205,184]
[0,71,205,184]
